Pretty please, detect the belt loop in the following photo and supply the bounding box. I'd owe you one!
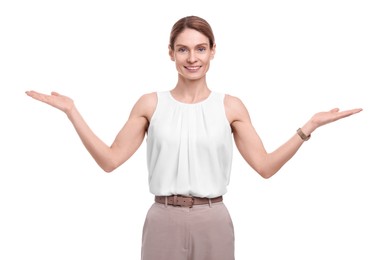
[208,198,212,208]
[164,196,167,208]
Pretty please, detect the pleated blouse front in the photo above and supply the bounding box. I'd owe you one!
[146,91,233,198]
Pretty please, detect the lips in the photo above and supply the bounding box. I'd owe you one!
[185,66,201,72]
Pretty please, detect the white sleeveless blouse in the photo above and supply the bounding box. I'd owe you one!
[146,91,233,198]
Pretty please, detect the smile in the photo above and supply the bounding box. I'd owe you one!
[185,66,202,71]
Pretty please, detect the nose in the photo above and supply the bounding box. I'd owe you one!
[187,50,197,63]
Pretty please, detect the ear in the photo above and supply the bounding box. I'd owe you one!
[210,44,216,60]
[168,45,175,61]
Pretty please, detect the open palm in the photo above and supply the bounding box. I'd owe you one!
[311,108,363,128]
[25,91,75,115]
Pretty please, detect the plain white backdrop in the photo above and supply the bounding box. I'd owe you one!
[1,0,388,259]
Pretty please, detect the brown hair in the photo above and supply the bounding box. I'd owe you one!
[169,16,215,50]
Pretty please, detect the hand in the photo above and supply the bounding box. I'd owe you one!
[310,107,363,129]
[25,91,75,115]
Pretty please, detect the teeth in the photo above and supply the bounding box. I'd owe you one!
[186,66,200,70]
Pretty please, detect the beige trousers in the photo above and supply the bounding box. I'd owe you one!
[141,202,235,260]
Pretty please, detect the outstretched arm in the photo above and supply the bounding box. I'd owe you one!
[25,91,156,172]
[225,95,362,179]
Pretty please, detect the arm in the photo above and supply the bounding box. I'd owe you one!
[25,91,156,172]
[224,95,362,179]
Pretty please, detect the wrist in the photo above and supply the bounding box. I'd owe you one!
[301,121,317,136]
[297,128,311,141]
[66,104,78,120]
[297,121,317,141]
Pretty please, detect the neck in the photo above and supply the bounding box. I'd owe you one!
[171,76,211,104]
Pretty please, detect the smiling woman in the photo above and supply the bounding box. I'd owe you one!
[25,15,362,260]
[168,16,215,86]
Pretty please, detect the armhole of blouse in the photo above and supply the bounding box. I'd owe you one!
[148,91,161,128]
[222,93,233,133]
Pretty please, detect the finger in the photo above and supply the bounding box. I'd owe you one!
[344,108,363,116]
[25,90,46,99]
[330,108,340,113]
[51,91,60,96]
[350,108,363,113]
[26,90,53,104]
[335,109,362,120]
[25,90,40,96]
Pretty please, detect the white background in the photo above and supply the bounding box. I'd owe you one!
[1,0,388,259]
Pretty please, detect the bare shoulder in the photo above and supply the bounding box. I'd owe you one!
[131,92,157,121]
[137,92,157,105]
[224,94,250,124]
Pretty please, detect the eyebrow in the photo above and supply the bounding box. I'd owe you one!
[175,43,209,48]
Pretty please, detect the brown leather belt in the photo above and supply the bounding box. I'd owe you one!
[155,195,223,208]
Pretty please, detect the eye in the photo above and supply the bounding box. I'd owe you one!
[177,47,188,53]
[198,47,206,52]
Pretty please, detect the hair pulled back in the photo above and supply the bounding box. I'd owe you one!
[169,16,215,50]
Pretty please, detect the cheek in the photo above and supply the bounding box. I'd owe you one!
[174,55,188,64]
[203,55,213,64]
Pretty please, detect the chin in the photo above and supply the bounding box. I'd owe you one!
[185,74,206,81]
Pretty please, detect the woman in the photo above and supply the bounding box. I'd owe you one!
[25,15,362,260]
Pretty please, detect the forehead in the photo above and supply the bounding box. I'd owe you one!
[174,28,209,46]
